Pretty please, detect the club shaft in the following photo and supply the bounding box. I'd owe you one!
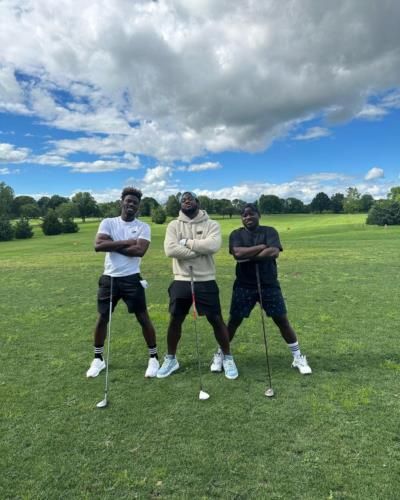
[189,266,205,392]
[255,264,273,389]
[103,276,113,400]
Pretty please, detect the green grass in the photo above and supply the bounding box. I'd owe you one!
[1,214,399,499]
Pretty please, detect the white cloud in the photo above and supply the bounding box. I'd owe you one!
[365,167,384,180]
[0,167,11,174]
[0,0,400,161]
[293,127,332,141]
[0,143,29,162]
[184,162,222,172]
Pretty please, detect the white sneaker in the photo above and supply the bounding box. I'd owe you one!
[86,358,106,378]
[292,355,312,375]
[222,355,239,380]
[210,349,223,372]
[145,357,160,378]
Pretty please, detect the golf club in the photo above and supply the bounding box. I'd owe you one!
[189,266,210,401]
[96,276,114,408]
[255,264,275,398]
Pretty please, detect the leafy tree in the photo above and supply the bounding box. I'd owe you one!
[20,203,41,219]
[232,198,247,214]
[42,209,63,235]
[0,216,14,241]
[258,194,284,214]
[140,197,159,216]
[330,193,345,213]
[366,200,400,225]
[0,182,14,217]
[15,218,33,239]
[11,196,37,218]
[48,194,70,210]
[197,195,214,213]
[388,186,400,202]
[310,192,331,213]
[61,218,79,233]
[71,192,98,222]
[283,197,304,213]
[165,195,180,217]
[38,196,51,215]
[359,194,375,213]
[151,206,167,224]
[213,199,234,218]
[98,201,120,218]
[343,187,361,213]
[56,202,78,221]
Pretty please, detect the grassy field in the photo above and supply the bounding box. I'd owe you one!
[1,214,399,499]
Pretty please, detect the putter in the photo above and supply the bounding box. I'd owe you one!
[189,266,210,401]
[255,264,275,398]
[97,276,114,408]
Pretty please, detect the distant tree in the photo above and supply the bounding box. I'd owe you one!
[42,209,63,235]
[56,202,79,221]
[0,182,15,217]
[15,218,34,239]
[258,194,284,214]
[343,187,361,213]
[151,206,167,224]
[232,198,247,214]
[359,194,375,213]
[330,193,345,213]
[98,201,120,218]
[20,203,41,219]
[388,186,400,202]
[71,192,98,222]
[38,196,51,215]
[48,194,70,210]
[11,196,37,218]
[0,216,14,241]
[165,194,180,217]
[197,195,214,213]
[283,197,305,213]
[214,199,234,218]
[61,218,79,233]
[366,200,400,225]
[310,192,331,213]
[140,197,159,216]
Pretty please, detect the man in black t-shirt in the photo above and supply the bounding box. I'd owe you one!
[210,203,312,375]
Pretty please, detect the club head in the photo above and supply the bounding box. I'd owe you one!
[199,390,210,401]
[96,397,108,408]
[265,388,275,398]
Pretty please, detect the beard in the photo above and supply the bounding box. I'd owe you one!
[181,205,198,216]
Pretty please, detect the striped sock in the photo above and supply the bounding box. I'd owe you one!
[94,345,104,360]
[287,341,301,359]
[148,345,158,359]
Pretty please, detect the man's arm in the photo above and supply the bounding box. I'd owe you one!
[117,238,150,257]
[231,245,280,261]
[185,221,222,255]
[164,222,198,259]
[94,233,139,252]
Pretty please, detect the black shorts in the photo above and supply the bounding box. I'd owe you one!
[97,274,147,315]
[168,280,222,317]
[229,284,287,319]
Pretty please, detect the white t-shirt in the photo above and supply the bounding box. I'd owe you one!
[97,217,151,277]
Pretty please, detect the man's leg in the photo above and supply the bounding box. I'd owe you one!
[227,316,244,341]
[272,315,312,374]
[207,314,238,379]
[86,314,108,377]
[156,314,185,378]
[136,310,159,377]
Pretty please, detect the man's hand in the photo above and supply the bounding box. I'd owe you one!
[179,238,187,247]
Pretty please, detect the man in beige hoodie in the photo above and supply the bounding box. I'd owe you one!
[157,191,238,380]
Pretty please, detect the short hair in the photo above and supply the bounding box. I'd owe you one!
[240,203,260,215]
[180,191,198,202]
[121,187,142,201]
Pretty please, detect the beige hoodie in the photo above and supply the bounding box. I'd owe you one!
[164,210,222,281]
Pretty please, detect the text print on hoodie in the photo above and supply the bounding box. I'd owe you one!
[164,209,222,282]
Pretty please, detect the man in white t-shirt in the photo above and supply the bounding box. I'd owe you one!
[86,187,159,378]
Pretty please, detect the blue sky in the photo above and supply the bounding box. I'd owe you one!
[1,0,399,203]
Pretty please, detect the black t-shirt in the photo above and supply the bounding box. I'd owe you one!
[229,226,283,288]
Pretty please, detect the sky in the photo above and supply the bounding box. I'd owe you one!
[0,0,399,203]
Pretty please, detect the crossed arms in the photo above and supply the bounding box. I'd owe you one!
[231,244,280,261]
[94,233,150,257]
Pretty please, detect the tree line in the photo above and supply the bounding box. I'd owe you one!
[1,181,400,241]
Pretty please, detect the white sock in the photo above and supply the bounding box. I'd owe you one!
[288,341,301,358]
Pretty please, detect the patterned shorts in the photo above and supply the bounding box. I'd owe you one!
[229,284,287,319]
